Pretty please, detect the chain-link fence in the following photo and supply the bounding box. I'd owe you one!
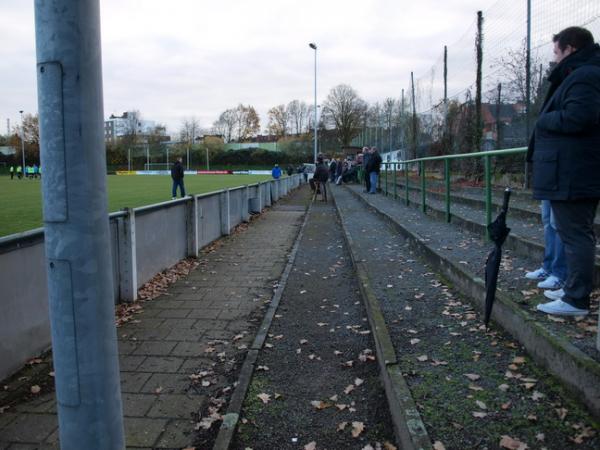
[356,0,600,183]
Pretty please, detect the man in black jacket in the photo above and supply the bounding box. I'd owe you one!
[171,157,186,199]
[366,147,382,194]
[309,155,329,192]
[528,27,600,316]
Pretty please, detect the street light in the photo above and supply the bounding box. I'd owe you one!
[19,110,25,173]
[309,42,317,163]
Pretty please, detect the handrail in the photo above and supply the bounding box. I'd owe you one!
[381,147,528,238]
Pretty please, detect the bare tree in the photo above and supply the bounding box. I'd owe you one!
[286,100,310,135]
[492,38,544,105]
[233,104,261,141]
[266,104,289,137]
[212,109,237,143]
[179,117,201,146]
[322,84,367,147]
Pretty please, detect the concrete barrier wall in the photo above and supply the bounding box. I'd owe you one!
[0,175,303,380]
[136,203,188,287]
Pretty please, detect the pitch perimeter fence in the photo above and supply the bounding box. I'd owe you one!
[0,175,303,380]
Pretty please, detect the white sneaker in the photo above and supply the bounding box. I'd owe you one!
[536,299,589,316]
[537,275,563,289]
[525,268,549,280]
[544,288,564,301]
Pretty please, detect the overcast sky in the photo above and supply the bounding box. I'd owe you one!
[1,0,500,136]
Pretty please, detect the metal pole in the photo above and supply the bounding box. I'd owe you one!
[420,160,426,213]
[34,1,125,448]
[411,72,417,160]
[393,164,397,199]
[445,159,451,222]
[20,110,26,172]
[206,147,210,171]
[166,146,169,167]
[484,154,492,239]
[146,143,149,170]
[314,46,318,163]
[525,0,532,188]
[405,163,409,206]
[128,147,131,171]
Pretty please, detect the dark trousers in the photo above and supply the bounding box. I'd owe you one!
[172,179,185,198]
[550,199,599,309]
[364,170,371,192]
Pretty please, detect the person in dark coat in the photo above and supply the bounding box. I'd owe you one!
[361,147,371,193]
[365,147,382,194]
[171,157,185,199]
[527,26,600,316]
[329,159,337,182]
[309,155,329,192]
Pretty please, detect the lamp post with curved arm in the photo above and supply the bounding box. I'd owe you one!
[309,42,317,163]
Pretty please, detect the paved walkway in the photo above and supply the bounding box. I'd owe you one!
[0,187,309,450]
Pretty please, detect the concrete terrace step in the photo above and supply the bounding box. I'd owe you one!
[381,176,600,234]
[377,178,600,287]
[338,184,600,421]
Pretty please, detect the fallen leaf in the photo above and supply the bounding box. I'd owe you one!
[469,384,484,391]
[335,404,348,410]
[257,365,269,371]
[498,384,509,392]
[417,355,428,362]
[536,433,545,442]
[337,422,348,432]
[310,400,331,410]
[344,384,355,394]
[556,407,568,420]
[501,401,512,410]
[329,394,339,402]
[30,385,41,395]
[512,356,526,364]
[351,421,365,438]
[410,338,421,345]
[334,350,343,356]
[383,443,397,450]
[531,391,545,401]
[354,378,364,387]
[464,373,480,381]
[304,442,316,450]
[300,339,308,345]
[499,435,528,450]
[547,315,566,323]
[257,393,271,404]
[472,412,488,418]
[433,442,446,450]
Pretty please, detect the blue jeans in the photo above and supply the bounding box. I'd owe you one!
[369,172,378,193]
[541,200,566,282]
[172,179,185,198]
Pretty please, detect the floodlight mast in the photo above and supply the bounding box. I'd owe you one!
[34,0,125,448]
[308,42,317,163]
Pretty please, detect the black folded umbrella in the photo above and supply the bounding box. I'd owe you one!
[484,188,512,327]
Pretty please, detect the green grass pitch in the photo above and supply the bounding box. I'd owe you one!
[0,174,272,237]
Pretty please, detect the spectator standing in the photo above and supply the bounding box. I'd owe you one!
[171,157,186,199]
[366,147,382,194]
[329,158,337,182]
[524,200,566,290]
[528,27,600,316]
[271,164,282,179]
[309,155,329,192]
[361,147,371,193]
[9,165,14,179]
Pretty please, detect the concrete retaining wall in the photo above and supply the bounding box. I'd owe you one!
[0,175,303,380]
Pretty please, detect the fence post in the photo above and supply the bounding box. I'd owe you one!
[220,188,231,236]
[445,159,451,223]
[242,186,250,222]
[420,160,426,213]
[186,196,199,257]
[118,208,137,302]
[385,164,388,196]
[405,163,410,206]
[484,154,492,239]
[264,182,272,207]
[393,164,397,199]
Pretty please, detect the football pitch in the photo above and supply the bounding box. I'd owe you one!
[0,174,272,237]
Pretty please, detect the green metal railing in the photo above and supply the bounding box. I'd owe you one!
[380,147,527,231]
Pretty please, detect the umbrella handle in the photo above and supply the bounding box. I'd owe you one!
[502,188,511,213]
